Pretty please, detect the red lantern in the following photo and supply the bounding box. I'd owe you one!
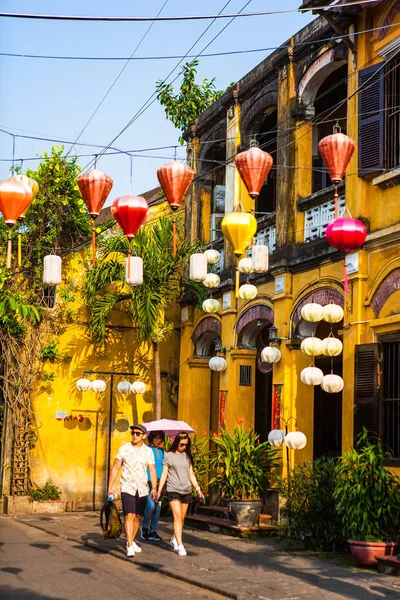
[157,161,194,256]
[157,161,194,211]
[77,170,113,217]
[0,179,33,269]
[111,196,149,239]
[318,131,356,219]
[325,217,367,292]
[235,146,273,204]
[78,170,113,266]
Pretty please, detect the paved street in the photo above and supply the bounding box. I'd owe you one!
[2,513,399,599]
[0,519,220,600]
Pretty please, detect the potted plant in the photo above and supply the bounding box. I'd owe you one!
[208,422,279,527]
[333,430,400,566]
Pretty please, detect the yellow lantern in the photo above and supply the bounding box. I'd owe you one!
[300,337,323,357]
[221,212,257,257]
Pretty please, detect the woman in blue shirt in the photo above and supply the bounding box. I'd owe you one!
[140,431,165,541]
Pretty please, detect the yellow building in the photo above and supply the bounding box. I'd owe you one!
[178,0,400,474]
[1,188,182,509]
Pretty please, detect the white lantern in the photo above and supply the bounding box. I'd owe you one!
[301,303,324,323]
[321,337,343,357]
[203,273,220,288]
[238,257,253,274]
[125,256,143,286]
[300,366,324,386]
[131,381,146,394]
[268,429,286,447]
[204,249,220,265]
[251,244,269,273]
[76,378,91,392]
[322,304,344,323]
[209,357,227,372]
[300,337,323,357]
[43,255,62,286]
[117,381,132,395]
[285,431,307,450]
[261,346,281,364]
[92,379,107,393]
[189,253,207,282]
[202,298,220,314]
[239,283,257,300]
[321,374,344,393]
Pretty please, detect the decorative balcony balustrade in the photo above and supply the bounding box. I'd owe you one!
[304,196,345,242]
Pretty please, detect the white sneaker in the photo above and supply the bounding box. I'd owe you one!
[132,541,142,553]
[169,538,178,551]
[177,544,187,556]
[126,544,135,558]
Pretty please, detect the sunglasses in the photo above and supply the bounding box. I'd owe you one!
[179,442,188,447]
[132,431,143,437]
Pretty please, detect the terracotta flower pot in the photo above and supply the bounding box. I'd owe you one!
[348,539,397,566]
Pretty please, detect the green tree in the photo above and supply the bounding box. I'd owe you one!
[84,216,204,419]
[156,59,232,143]
[0,146,91,495]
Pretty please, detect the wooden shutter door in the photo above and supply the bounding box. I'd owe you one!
[358,64,384,177]
[354,343,381,444]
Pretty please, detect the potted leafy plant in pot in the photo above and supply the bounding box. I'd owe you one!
[333,430,400,566]
[208,422,279,527]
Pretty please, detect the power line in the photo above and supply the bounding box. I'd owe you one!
[2,22,398,62]
[0,2,381,22]
[66,0,170,157]
[81,0,241,171]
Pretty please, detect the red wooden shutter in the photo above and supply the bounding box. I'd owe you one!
[358,64,384,177]
[354,343,381,444]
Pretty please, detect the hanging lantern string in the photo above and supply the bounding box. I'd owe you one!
[94,154,98,169]
[127,238,132,278]
[129,155,133,196]
[6,229,12,269]
[11,134,16,176]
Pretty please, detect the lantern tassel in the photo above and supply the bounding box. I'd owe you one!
[235,264,240,298]
[91,221,97,266]
[334,185,339,220]
[343,262,349,293]
[127,239,132,279]
[17,230,22,267]
[172,216,177,257]
[6,228,12,269]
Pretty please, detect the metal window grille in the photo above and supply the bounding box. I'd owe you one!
[239,365,252,386]
[385,53,400,170]
[42,286,57,309]
[210,213,224,242]
[382,341,400,459]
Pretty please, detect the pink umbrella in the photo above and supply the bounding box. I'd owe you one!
[142,419,195,437]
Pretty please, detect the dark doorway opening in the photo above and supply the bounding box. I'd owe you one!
[313,354,343,459]
[255,368,273,443]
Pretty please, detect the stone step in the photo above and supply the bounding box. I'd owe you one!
[376,556,400,576]
[185,514,278,539]
[196,505,233,520]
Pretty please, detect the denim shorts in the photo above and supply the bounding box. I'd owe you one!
[166,491,192,504]
[121,492,147,516]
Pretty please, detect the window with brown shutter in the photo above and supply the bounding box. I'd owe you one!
[358,64,384,177]
[354,343,381,443]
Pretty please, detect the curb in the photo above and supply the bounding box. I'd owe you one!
[8,516,238,599]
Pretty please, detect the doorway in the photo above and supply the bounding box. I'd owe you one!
[255,367,273,442]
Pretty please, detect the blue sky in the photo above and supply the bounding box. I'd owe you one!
[0,1,313,201]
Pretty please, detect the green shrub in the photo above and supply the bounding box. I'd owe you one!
[208,424,279,501]
[333,430,400,542]
[280,457,343,548]
[29,481,61,502]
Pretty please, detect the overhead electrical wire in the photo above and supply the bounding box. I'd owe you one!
[81,0,246,172]
[66,0,170,157]
[0,2,381,22]
[2,22,398,62]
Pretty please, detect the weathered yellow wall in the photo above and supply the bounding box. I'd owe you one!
[30,201,182,507]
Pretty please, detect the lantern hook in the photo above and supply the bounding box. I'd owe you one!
[333,121,341,134]
[249,135,259,148]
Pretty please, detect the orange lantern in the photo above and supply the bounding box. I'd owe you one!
[0,179,32,268]
[235,145,273,212]
[11,174,39,266]
[157,161,194,256]
[77,169,114,266]
[318,129,356,219]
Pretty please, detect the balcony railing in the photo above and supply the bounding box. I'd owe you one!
[304,196,345,242]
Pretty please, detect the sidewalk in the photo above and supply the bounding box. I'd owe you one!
[7,512,400,600]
